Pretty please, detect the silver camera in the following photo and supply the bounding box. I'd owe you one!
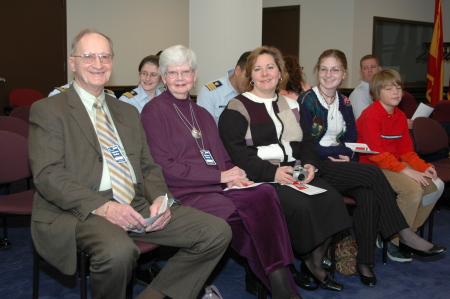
[289,165,308,181]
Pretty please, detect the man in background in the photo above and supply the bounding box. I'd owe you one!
[349,54,382,120]
[197,51,251,124]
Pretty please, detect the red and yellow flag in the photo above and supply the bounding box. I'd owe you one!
[426,0,443,106]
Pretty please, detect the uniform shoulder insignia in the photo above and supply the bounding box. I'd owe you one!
[205,80,223,91]
[122,91,137,99]
[104,89,116,96]
[55,87,67,92]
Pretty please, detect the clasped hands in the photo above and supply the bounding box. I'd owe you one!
[221,166,254,188]
[95,196,171,232]
[275,164,316,185]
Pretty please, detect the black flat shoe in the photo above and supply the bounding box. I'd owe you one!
[289,264,318,291]
[399,243,447,257]
[300,262,343,292]
[357,266,377,287]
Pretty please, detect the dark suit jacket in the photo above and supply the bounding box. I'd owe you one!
[29,85,172,275]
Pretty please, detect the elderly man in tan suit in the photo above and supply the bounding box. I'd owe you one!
[28,29,231,299]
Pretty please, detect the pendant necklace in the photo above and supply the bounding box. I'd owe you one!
[173,103,218,165]
[173,103,203,139]
[318,86,337,120]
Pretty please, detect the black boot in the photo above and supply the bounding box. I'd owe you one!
[135,262,162,286]
[244,262,260,295]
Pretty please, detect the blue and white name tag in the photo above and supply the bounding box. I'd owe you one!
[107,145,127,163]
[200,150,216,165]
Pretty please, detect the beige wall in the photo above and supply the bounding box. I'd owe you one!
[264,0,449,88]
[67,0,450,89]
[189,0,262,95]
[67,0,189,85]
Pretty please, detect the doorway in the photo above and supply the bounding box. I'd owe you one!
[262,5,300,58]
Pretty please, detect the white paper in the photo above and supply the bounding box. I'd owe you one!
[131,193,168,233]
[412,102,434,120]
[223,182,263,191]
[345,143,379,154]
[286,182,327,195]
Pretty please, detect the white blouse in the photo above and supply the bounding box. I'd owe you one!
[312,87,345,147]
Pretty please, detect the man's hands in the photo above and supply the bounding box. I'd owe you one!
[96,201,146,231]
[95,196,171,232]
[146,196,171,232]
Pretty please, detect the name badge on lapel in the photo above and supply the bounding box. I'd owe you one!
[107,145,128,163]
[200,150,216,165]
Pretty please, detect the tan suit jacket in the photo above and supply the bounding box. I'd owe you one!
[29,85,172,275]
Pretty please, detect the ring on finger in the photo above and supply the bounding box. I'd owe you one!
[126,223,131,229]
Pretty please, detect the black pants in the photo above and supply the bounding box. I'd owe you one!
[320,161,409,264]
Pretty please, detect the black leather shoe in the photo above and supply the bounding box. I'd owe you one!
[289,264,318,291]
[322,256,332,270]
[300,262,343,292]
[320,275,344,291]
[357,266,377,287]
[244,262,260,295]
[399,243,447,257]
[135,262,162,286]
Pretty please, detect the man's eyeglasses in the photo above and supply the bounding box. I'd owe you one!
[140,72,159,78]
[165,70,193,79]
[319,67,342,74]
[71,53,113,64]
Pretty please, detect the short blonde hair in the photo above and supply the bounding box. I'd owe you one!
[244,46,288,93]
[369,69,403,100]
[360,54,379,69]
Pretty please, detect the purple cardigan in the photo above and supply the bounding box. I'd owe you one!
[141,90,236,219]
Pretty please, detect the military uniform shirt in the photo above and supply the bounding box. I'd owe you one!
[197,69,238,125]
[118,84,162,113]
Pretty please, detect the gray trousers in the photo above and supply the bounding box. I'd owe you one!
[75,194,231,299]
